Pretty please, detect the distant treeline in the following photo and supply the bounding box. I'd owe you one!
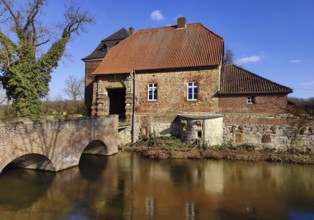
[288,97,314,115]
[0,100,87,119]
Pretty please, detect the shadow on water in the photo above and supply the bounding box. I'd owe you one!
[79,154,108,180]
[170,164,193,186]
[0,167,54,211]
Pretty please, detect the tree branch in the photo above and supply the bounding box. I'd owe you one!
[23,0,44,32]
[1,0,21,34]
[35,39,49,47]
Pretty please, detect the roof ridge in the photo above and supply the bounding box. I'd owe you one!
[101,28,130,41]
[196,23,224,40]
[135,22,223,37]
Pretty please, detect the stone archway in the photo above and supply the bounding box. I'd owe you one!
[81,140,109,155]
[3,153,56,172]
[97,79,128,120]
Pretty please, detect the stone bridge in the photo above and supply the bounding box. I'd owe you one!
[0,115,118,173]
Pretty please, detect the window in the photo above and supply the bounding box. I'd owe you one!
[187,82,198,101]
[148,83,158,101]
[247,96,256,104]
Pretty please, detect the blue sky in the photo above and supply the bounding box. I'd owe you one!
[47,0,314,99]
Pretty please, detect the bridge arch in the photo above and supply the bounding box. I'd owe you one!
[0,116,118,172]
[81,140,109,156]
[1,153,56,173]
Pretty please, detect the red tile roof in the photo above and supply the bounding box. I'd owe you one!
[93,23,224,74]
[219,65,293,94]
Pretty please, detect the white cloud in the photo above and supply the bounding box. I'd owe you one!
[289,59,301,63]
[150,10,165,21]
[302,81,314,86]
[236,55,261,64]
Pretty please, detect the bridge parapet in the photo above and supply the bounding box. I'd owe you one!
[0,115,118,173]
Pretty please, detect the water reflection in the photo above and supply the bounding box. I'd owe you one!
[0,168,54,211]
[0,152,314,219]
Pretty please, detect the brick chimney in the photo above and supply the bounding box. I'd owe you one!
[129,27,134,34]
[177,17,187,29]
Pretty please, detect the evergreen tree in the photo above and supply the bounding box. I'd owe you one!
[0,0,94,117]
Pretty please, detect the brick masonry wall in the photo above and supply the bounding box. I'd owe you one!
[84,60,102,116]
[135,68,220,114]
[219,94,288,114]
[133,68,220,142]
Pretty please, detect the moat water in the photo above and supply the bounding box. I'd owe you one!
[1,152,314,220]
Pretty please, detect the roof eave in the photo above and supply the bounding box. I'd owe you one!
[218,90,293,95]
[93,64,221,75]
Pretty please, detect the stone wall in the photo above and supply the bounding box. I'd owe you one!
[179,116,224,146]
[219,94,288,114]
[223,113,314,150]
[97,74,133,123]
[131,112,313,150]
[0,116,118,172]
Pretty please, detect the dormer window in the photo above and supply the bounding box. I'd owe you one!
[247,96,256,104]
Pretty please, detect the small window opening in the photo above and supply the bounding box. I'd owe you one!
[197,131,202,138]
[247,96,256,104]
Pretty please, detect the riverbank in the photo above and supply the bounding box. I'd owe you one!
[123,137,314,165]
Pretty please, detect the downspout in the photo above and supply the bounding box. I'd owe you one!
[218,65,221,92]
[131,71,136,144]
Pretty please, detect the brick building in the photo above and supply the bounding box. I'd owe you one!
[82,28,130,116]
[83,18,295,146]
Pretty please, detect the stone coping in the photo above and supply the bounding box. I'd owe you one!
[178,113,224,119]
[0,115,114,126]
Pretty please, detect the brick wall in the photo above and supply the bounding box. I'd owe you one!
[84,60,102,116]
[219,94,288,114]
[135,68,220,114]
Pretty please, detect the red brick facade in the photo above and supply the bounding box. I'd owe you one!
[136,68,220,114]
[219,94,289,114]
[85,60,102,115]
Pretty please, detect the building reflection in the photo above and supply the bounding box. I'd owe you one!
[124,153,314,219]
[1,152,314,219]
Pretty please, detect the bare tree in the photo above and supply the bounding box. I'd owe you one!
[0,0,94,116]
[223,49,234,66]
[63,75,84,101]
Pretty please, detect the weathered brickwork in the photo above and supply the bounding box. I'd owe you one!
[97,74,133,123]
[223,114,314,150]
[134,113,180,141]
[0,116,118,172]
[85,60,102,116]
[136,68,220,113]
[130,68,221,142]
[219,94,288,113]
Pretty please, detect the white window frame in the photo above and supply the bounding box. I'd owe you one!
[247,96,256,104]
[187,82,198,101]
[148,83,158,101]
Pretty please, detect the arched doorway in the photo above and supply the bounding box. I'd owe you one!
[107,88,126,120]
